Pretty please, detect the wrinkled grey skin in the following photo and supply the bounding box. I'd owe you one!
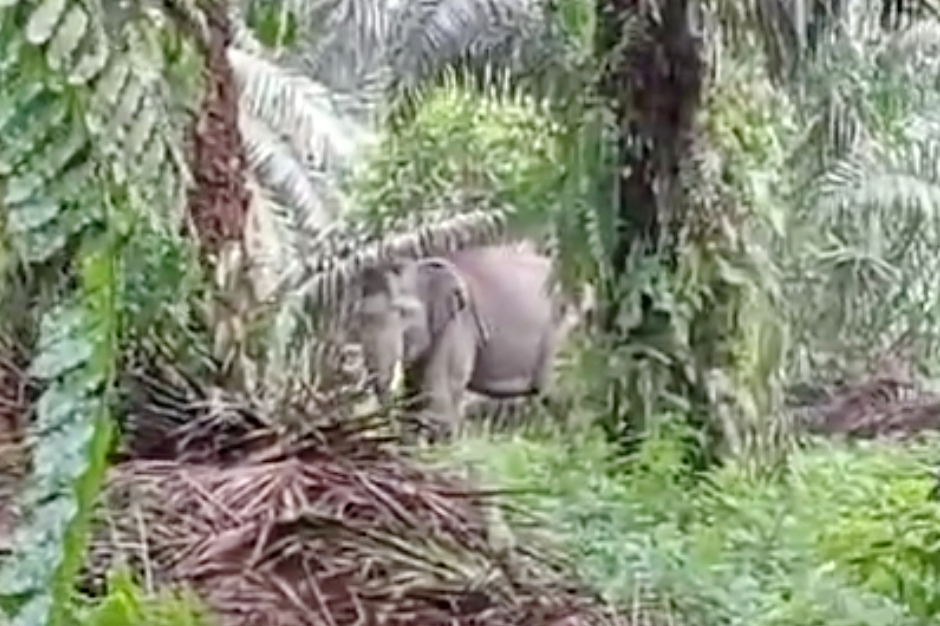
[350,243,593,436]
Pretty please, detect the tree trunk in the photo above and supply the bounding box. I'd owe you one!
[185,0,251,256]
[595,0,702,282]
[595,0,711,465]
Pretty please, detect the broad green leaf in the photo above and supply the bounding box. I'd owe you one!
[10,595,53,626]
[112,77,145,131]
[30,338,92,379]
[3,173,45,206]
[32,125,89,181]
[20,225,70,264]
[125,101,156,157]
[91,59,130,110]
[0,75,47,129]
[35,304,85,352]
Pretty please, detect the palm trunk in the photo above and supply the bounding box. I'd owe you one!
[596,0,702,280]
[595,0,712,464]
[185,0,251,256]
[170,0,256,390]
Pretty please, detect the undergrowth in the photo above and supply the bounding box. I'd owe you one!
[78,570,210,626]
[437,422,940,626]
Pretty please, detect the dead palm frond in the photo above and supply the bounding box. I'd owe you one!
[86,372,636,626]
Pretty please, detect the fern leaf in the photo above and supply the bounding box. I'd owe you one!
[88,43,191,229]
[0,294,116,626]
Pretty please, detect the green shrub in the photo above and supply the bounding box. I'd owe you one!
[792,442,940,619]
[80,570,212,626]
[349,82,565,235]
[440,428,940,625]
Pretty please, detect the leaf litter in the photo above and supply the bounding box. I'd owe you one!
[81,369,641,626]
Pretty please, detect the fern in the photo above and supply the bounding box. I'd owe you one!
[0,1,198,624]
[0,257,118,626]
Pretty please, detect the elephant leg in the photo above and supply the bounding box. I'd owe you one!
[397,362,427,444]
[414,316,476,440]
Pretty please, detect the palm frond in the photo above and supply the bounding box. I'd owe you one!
[277,207,508,314]
[883,14,940,58]
[285,0,399,95]
[225,0,576,275]
[711,0,940,81]
[387,0,549,90]
[812,137,940,224]
[239,111,343,230]
[229,46,373,171]
[228,43,376,256]
[793,128,940,372]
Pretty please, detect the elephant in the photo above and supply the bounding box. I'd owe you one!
[350,242,594,437]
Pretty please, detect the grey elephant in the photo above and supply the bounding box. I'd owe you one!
[351,242,593,437]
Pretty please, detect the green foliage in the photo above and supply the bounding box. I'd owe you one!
[80,570,211,626]
[793,444,940,618]
[232,0,575,258]
[765,5,940,380]
[442,430,940,626]
[580,1,940,462]
[350,80,564,238]
[703,56,796,234]
[0,298,116,625]
[564,45,792,469]
[0,2,203,625]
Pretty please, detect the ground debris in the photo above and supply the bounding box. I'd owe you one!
[83,374,641,626]
[792,371,940,440]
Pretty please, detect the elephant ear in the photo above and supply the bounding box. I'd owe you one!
[416,258,470,340]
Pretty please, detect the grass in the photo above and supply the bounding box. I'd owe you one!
[431,423,940,626]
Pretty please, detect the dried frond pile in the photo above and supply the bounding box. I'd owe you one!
[794,371,940,440]
[86,375,632,626]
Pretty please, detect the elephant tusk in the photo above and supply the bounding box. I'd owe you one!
[389,359,406,395]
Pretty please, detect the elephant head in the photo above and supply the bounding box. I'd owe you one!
[352,257,477,406]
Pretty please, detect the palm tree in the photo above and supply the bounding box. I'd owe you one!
[227,0,569,267]
[585,0,940,462]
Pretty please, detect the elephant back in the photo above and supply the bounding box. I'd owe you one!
[447,244,557,393]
